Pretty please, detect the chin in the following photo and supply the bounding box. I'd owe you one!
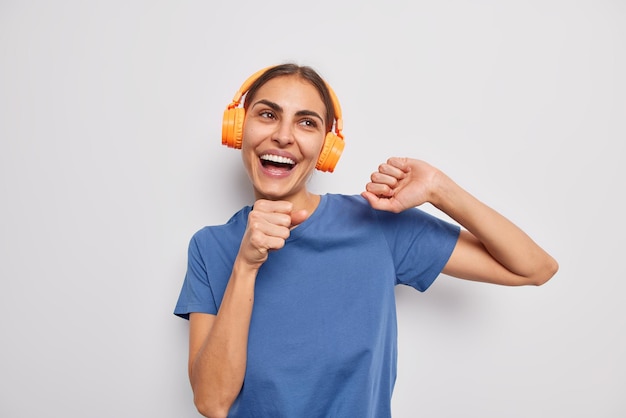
[250,168,311,201]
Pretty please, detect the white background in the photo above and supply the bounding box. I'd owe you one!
[1,1,624,417]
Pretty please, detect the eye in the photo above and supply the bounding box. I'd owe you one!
[259,110,276,119]
[299,118,318,129]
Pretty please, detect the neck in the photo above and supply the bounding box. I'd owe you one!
[297,192,321,215]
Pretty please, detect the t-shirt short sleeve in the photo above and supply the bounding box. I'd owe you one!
[376,207,460,292]
[174,232,218,320]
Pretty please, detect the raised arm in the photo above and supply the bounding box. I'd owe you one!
[188,200,307,417]
[362,157,558,286]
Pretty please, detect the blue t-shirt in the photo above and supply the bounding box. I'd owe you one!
[174,194,460,417]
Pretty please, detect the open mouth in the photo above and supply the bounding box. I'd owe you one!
[260,154,296,171]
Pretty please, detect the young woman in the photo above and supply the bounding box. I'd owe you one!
[174,63,558,417]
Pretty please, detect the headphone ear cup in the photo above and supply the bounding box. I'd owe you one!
[222,107,245,149]
[316,132,345,173]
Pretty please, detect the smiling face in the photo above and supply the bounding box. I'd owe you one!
[241,75,327,207]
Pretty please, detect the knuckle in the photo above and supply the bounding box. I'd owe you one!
[274,238,286,250]
[248,219,262,231]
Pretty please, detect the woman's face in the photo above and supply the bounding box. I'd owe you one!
[241,75,327,203]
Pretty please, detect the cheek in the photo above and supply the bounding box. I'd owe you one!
[240,126,257,165]
[308,135,326,160]
[240,123,255,149]
[241,118,267,147]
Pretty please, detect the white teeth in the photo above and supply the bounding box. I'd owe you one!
[260,154,295,165]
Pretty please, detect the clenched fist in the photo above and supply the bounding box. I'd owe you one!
[237,199,308,268]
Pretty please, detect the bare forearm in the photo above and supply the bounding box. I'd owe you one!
[190,260,257,416]
[432,171,558,284]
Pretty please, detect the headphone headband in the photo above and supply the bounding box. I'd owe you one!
[228,67,270,110]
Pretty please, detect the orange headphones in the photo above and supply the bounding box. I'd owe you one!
[222,66,345,172]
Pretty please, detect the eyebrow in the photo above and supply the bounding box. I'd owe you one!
[251,99,324,125]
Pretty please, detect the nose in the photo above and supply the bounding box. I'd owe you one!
[272,120,294,147]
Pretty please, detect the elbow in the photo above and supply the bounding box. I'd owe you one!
[194,396,230,418]
[190,369,240,417]
[193,395,232,418]
[531,256,559,286]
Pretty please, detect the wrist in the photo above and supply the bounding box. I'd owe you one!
[429,170,460,213]
[232,256,261,280]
